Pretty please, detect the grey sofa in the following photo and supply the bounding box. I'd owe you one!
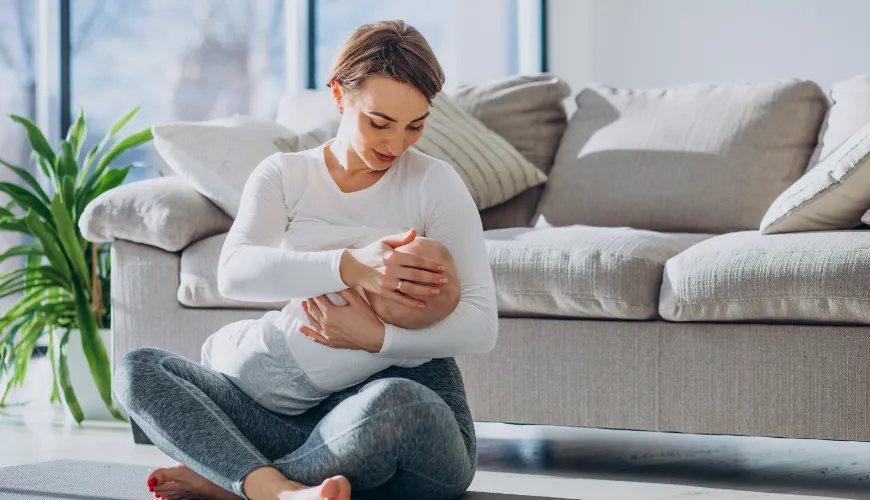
[83,74,870,442]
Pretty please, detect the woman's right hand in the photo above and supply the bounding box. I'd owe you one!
[340,229,447,308]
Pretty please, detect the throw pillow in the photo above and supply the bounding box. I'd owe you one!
[276,92,548,210]
[760,121,870,234]
[152,116,294,218]
[534,79,827,233]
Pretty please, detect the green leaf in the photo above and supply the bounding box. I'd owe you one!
[0,182,52,222]
[106,107,141,141]
[0,157,51,205]
[57,140,78,179]
[77,144,99,188]
[24,211,71,284]
[61,175,75,219]
[48,329,60,404]
[88,166,131,202]
[66,110,87,159]
[0,243,43,265]
[91,128,152,180]
[11,115,56,167]
[49,197,89,290]
[57,329,84,424]
[0,218,31,235]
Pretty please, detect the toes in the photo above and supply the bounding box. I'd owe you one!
[154,482,178,499]
[148,468,169,487]
[320,476,351,500]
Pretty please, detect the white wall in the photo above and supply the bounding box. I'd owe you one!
[549,0,870,103]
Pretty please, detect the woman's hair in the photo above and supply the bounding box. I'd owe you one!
[325,20,445,104]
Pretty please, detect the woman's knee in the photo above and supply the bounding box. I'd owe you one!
[357,378,456,435]
[112,347,171,412]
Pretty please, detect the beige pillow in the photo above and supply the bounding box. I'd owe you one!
[277,93,548,211]
[535,80,827,233]
[808,75,870,167]
[760,121,870,234]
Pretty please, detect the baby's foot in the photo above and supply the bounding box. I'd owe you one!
[278,476,352,500]
[148,463,242,500]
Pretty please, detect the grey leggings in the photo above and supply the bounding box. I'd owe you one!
[113,348,477,499]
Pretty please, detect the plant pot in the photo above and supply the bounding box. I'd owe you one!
[58,328,125,421]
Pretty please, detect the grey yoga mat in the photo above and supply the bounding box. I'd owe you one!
[0,460,562,499]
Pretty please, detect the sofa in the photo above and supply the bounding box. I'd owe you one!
[81,74,870,442]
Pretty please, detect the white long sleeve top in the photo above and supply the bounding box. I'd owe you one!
[215,142,497,388]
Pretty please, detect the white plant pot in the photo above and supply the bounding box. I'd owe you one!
[59,328,122,421]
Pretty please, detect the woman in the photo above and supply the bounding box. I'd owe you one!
[112,20,497,500]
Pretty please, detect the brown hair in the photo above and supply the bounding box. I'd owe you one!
[325,20,445,104]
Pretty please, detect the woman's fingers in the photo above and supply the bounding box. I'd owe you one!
[397,266,447,286]
[380,228,416,248]
[395,251,445,273]
[311,295,331,314]
[299,326,330,345]
[394,280,440,297]
[302,300,322,327]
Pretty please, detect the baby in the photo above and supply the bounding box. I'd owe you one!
[201,236,460,415]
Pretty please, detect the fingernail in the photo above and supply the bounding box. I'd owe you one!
[418,303,426,308]
[439,277,448,283]
[438,265,446,272]
[148,479,158,488]
[431,288,440,295]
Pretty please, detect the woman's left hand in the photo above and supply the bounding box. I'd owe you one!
[300,289,386,353]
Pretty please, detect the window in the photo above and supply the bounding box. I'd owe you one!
[70,0,287,182]
[314,0,520,92]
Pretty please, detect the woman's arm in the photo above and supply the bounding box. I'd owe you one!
[378,164,498,359]
[217,154,348,302]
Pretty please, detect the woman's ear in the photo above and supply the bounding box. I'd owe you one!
[331,81,344,113]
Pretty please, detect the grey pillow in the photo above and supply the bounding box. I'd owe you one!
[451,75,571,230]
[79,176,233,253]
[536,79,828,233]
[808,75,870,168]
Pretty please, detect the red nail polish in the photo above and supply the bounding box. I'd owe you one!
[148,478,158,487]
[149,486,155,492]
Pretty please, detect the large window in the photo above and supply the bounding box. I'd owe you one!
[70,0,287,182]
[315,0,519,92]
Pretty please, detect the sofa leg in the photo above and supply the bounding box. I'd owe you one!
[130,417,154,445]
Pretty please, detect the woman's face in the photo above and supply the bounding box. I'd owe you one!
[335,75,430,171]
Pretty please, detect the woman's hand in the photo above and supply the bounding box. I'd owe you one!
[339,228,447,308]
[299,289,386,353]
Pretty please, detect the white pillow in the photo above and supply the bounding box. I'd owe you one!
[278,93,548,210]
[152,116,294,218]
[760,120,870,234]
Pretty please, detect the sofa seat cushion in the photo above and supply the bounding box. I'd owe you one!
[660,231,870,324]
[179,233,288,310]
[485,226,711,319]
[178,227,711,319]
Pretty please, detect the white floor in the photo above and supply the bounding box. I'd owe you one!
[3,356,869,499]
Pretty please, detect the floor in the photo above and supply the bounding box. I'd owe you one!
[4,357,870,499]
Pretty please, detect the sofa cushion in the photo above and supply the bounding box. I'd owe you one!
[179,233,288,310]
[760,121,870,234]
[660,231,870,324]
[80,177,233,253]
[535,80,828,233]
[810,75,870,166]
[485,225,711,319]
[456,75,571,230]
[179,226,710,318]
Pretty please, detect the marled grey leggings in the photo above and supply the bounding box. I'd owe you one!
[113,348,476,499]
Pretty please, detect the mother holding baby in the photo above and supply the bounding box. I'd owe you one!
[112,20,497,500]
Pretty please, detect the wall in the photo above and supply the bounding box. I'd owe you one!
[548,0,870,105]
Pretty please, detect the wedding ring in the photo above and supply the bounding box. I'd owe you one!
[396,280,404,291]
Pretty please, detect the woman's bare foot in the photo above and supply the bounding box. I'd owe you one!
[148,463,242,500]
[278,476,351,500]
[245,466,351,500]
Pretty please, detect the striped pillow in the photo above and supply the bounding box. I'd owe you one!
[274,93,548,210]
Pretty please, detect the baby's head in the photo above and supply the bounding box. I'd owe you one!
[366,237,460,329]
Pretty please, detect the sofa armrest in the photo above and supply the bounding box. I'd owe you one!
[80,176,233,252]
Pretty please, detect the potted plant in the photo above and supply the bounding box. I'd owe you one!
[0,108,153,423]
